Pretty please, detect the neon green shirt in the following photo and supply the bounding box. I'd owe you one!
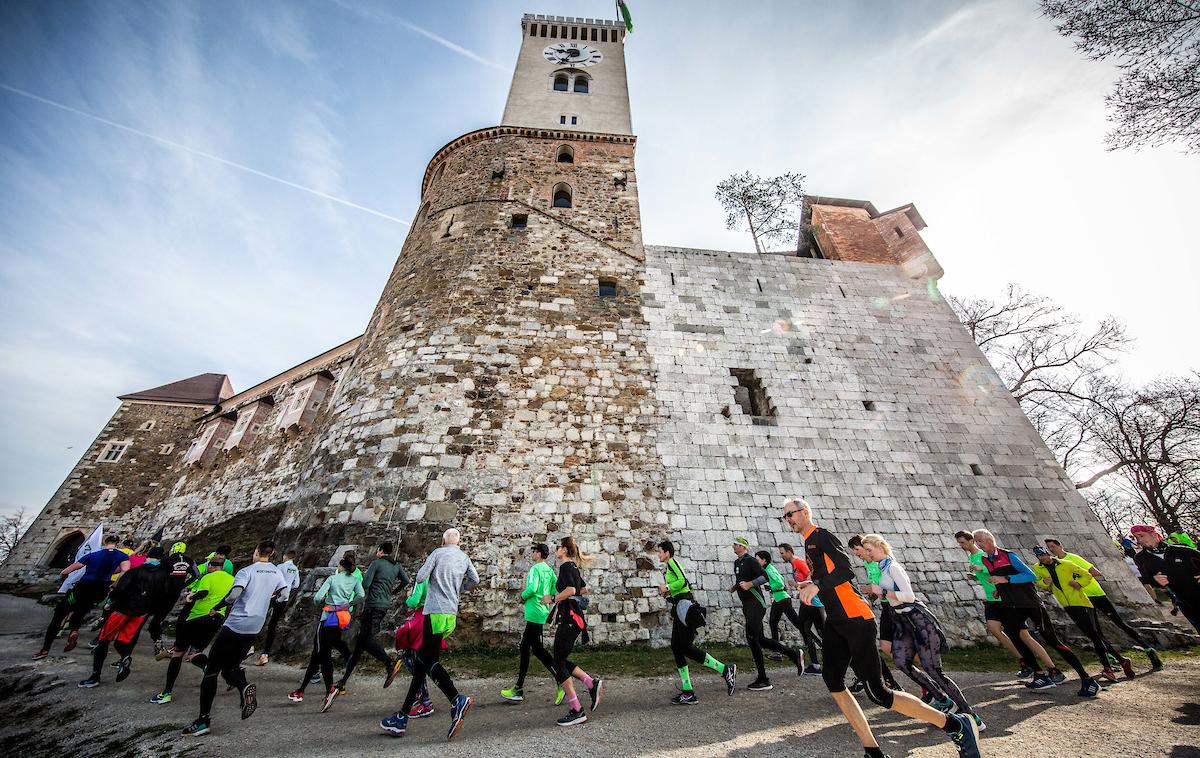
[968,550,1000,602]
[865,560,888,604]
[1059,552,1106,598]
[406,578,428,610]
[765,564,789,601]
[187,570,235,620]
[663,558,692,598]
[522,562,557,624]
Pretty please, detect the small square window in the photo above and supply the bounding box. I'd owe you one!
[571,116,578,125]
[138,420,156,431]
[894,225,905,238]
[510,213,528,229]
[598,280,617,297]
[98,441,130,462]
[158,443,174,455]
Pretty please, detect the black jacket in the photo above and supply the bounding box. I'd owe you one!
[732,553,767,609]
[1135,542,1200,602]
[109,561,173,616]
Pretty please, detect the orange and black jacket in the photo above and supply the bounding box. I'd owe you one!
[802,525,874,622]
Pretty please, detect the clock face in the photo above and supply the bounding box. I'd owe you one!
[542,42,603,68]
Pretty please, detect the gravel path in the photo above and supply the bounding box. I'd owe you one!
[2,594,1197,757]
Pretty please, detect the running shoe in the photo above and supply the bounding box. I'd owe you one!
[255,653,270,667]
[555,687,566,706]
[380,712,408,737]
[1098,668,1119,684]
[1147,649,1164,672]
[972,714,986,733]
[78,677,100,688]
[309,672,323,684]
[793,650,805,677]
[723,663,737,695]
[1119,656,1135,679]
[408,702,435,719]
[154,639,168,660]
[320,685,340,714]
[500,686,524,702]
[932,695,956,713]
[287,689,305,703]
[32,649,49,661]
[182,718,210,737]
[946,712,981,758]
[241,683,258,720]
[1048,668,1067,685]
[586,678,603,712]
[747,677,773,691]
[556,708,587,727]
[384,657,404,689]
[1025,674,1056,690]
[339,685,349,697]
[115,655,133,683]
[671,690,699,705]
[87,639,100,650]
[447,694,472,741]
[802,663,823,676]
[150,692,173,704]
[1077,678,1101,698]
[848,677,865,693]
[63,631,79,653]
[1015,665,1035,680]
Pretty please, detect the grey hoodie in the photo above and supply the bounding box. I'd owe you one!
[362,555,410,610]
[414,544,479,615]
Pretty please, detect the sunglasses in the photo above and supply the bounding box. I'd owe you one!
[782,510,801,520]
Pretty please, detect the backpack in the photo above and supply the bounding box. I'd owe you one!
[670,560,707,628]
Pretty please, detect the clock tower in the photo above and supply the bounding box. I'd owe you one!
[502,14,632,135]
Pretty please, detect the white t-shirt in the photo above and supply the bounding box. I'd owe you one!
[277,559,301,593]
[224,562,289,635]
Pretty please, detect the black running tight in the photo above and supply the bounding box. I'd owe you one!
[516,620,555,687]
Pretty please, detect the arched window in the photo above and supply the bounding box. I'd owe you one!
[47,531,85,569]
[552,182,573,208]
[556,145,574,163]
[553,74,569,92]
[432,163,445,183]
[415,201,430,225]
[573,76,589,93]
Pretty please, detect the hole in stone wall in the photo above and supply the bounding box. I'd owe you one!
[894,225,905,238]
[756,278,763,293]
[862,400,876,411]
[970,463,984,476]
[601,612,617,623]
[729,368,774,421]
[670,272,675,286]
[510,213,528,229]
[598,280,617,297]
[839,285,847,298]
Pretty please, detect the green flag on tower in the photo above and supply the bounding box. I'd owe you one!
[617,0,633,33]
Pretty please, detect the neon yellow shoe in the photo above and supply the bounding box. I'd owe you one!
[554,687,565,706]
[500,686,524,702]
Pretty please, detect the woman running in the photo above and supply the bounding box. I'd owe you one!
[501,543,563,706]
[545,537,602,726]
[657,540,736,704]
[861,534,984,731]
[287,554,364,711]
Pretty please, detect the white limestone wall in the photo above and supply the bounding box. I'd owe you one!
[641,245,1150,644]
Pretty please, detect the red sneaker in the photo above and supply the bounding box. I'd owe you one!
[287,690,304,703]
[63,631,79,653]
[32,649,49,660]
[408,702,434,719]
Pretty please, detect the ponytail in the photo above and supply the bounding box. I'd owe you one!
[560,536,590,564]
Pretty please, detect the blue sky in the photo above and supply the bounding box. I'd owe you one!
[1,0,1197,520]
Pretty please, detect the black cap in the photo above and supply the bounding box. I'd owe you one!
[532,542,550,558]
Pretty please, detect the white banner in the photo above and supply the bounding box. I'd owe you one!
[58,523,103,593]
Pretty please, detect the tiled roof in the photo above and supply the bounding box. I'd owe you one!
[118,373,234,406]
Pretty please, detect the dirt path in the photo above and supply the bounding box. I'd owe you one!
[2,594,1197,757]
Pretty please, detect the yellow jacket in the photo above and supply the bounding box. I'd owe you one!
[1033,559,1096,608]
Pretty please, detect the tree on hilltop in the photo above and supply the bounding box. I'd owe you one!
[715,171,806,254]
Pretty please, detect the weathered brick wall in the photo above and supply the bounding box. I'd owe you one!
[0,401,201,590]
[640,245,1154,645]
[811,205,893,264]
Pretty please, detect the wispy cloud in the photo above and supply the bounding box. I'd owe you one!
[328,0,509,72]
[0,82,410,226]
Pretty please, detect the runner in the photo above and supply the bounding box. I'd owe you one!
[150,542,199,660]
[151,554,235,704]
[34,534,129,659]
[972,529,1100,697]
[79,546,171,688]
[182,540,290,737]
[501,542,564,705]
[391,577,438,719]
[861,535,984,730]
[540,537,602,726]
[954,530,1028,676]
[779,542,824,675]
[1031,547,1134,682]
[380,528,477,741]
[255,548,301,666]
[1131,524,1200,633]
[730,536,802,691]
[846,534,904,693]
[1043,537,1163,670]
[655,540,736,704]
[783,499,981,758]
[758,550,811,668]
[335,542,410,698]
[287,553,365,711]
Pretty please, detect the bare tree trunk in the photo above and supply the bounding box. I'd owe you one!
[744,207,763,254]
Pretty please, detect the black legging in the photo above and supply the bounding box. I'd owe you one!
[299,622,352,693]
[400,615,459,712]
[822,616,894,709]
[670,608,707,668]
[516,620,556,688]
[260,599,288,656]
[198,627,253,721]
[1002,605,1089,680]
[743,601,797,678]
[42,580,108,648]
[770,599,825,665]
[341,607,391,683]
[1090,596,1151,648]
[1065,606,1122,664]
[552,620,582,685]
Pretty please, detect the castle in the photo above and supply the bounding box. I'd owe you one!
[1,14,1152,647]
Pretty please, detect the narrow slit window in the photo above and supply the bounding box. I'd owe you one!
[598,279,618,297]
[894,225,904,238]
[970,463,984,476]
[670,272,675,286]
[756,278,763,293]
[560,115,567,124]
[601,29,608,42]
[571,26,578,39]
[510,213,528,229]
[570,116,578,125]
[729,369,774,422]
[530,23,537,36]
[838,285,847,298]
[591,28,597,41]
[540,24,547,37]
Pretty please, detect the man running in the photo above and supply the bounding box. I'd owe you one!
[955,530,1028,676]
[1032,547,1134,682]
[334,542,409,695]
[1043,537,1163,670]
[255,548,301,666]
[501,542,563,705]
[151,554,235,704]
[1131,523,1200,633]
[729,536,802,691]
[779,542,824,675]
[150,542,199,660]
[182,541,289,737]
[655,540,736,704]
[35,534,130,659]
[972,529,1100,697]
[783,499,981,758]
[80,546,171,687]
[380,528,477,741]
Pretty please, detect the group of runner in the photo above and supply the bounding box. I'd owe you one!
[32,502,1198,756]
